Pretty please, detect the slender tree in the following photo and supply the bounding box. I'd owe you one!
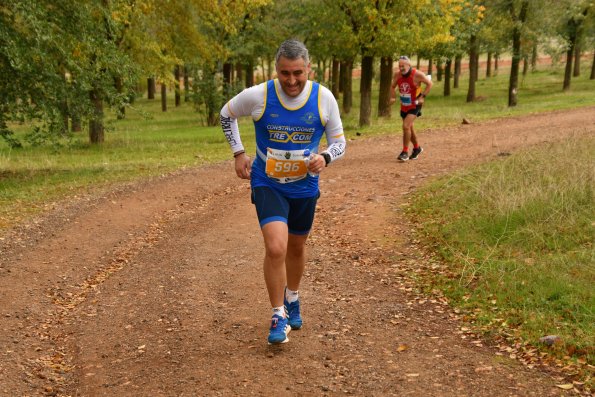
[508,0,529,107]
[467,35,479,102]
[562,4,590,90]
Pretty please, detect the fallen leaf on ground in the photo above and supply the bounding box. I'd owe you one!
[555,384,574,390]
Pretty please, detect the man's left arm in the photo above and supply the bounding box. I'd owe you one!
[416,71,433,105]
[309,88,346,174]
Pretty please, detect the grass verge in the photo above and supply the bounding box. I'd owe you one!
[409,136,594,385]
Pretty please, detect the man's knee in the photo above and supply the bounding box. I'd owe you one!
[264,238,287,261]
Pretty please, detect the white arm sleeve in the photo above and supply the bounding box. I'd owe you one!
[319,85,346,164]
[220,84,266,154]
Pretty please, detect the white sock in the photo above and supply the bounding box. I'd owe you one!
[285,288,299,303]
[272,306,285,318]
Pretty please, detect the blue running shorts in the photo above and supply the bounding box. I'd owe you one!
[251,186,320,235]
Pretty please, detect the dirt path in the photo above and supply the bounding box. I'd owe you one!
[1,107,594,396]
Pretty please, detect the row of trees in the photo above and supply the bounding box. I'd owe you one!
[1,0,593,147]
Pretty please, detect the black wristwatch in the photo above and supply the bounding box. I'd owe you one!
[322,152,331,167]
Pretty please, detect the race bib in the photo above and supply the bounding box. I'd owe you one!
[400,93,412,106]
[265,148,309,182]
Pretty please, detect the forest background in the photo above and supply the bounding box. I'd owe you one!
[1,0,594,145]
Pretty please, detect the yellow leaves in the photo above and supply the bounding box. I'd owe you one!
[555,384,574,390]
[396,343,409,352]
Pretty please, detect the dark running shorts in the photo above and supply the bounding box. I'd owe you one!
[251,186,320,235]
[401,105,422,119]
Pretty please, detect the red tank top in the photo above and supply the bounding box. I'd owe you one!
[397,68,421,112]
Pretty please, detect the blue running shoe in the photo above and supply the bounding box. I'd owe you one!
[284,296,303,330]
[268,314,290,344]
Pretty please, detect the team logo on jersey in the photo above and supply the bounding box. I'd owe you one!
[267,124,315,143]
[400,82,411,93]
[268,131,314,143]
[300,112,318,125]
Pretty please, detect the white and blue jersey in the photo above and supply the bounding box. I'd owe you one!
[250,80,325,198]
[220,78,346,199]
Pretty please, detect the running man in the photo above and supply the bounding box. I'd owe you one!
[390,55,432,162]
[220,39,346,344]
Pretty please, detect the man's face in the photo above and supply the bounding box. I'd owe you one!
[398,60,411,75]
[276,56,310,97]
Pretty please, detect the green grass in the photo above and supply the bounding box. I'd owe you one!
[0,99,255,227]
[410,137,594,368]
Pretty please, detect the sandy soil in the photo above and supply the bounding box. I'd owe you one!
[0,107,594,396]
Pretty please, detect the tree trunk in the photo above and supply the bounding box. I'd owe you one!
[331,58,340,99]
[467,35,478,103]
[509,1,528,106]
[317,60,322,81]
[266,56,273,80]
[444,58,452,97]
[174,65,181,107]
[378,56,392,118]
[495,53,499,72]
[115,76,125,118]
[342,59,353,115]
[59,71,69,132]
[223,62,233,99]
[531,44,537,71]
[454,55,461,88]
[436,59,443,81]
[148,77,155,99]
[161,82,167,112]
[235,63,243,87]
[184,66,190,102]
[563,46,574,90]
[359,55,373,127]
[71,116,81,132]
[416,57,421,69]
[246,60,254,87]
[573,41,581,77]
[590,50,595,80]
[563,6,587,89]
[339,60,346,93]
[486,52,492,78]
[207,108,216,126]
[427,58,433,77]
[522,55,529,76]
[474,51,480,82]
[89,89,104,144]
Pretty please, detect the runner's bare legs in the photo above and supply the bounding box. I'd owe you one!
[286,233,307,292]
[410,123,419,148]
[261,222,308,307]
[262,221,288,308]
[402,114,418,150]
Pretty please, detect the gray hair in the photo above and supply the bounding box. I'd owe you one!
[275,39,309,65]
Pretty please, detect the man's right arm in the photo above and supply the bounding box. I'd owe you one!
[220,84,266,155]
[219,106,250,179]
[389,72,399,104]
[220,105,244,156]
[219,84,265,179]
